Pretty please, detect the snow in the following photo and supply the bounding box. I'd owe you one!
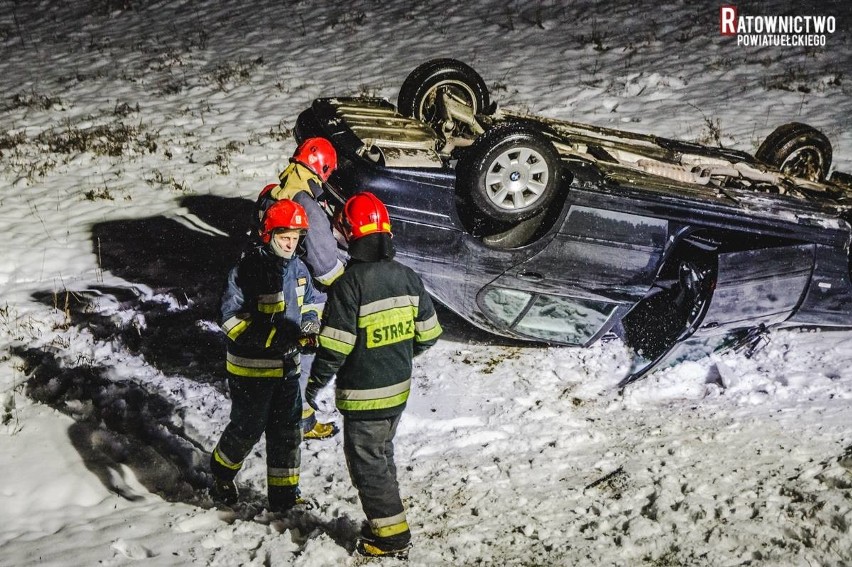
[1,0,851,565]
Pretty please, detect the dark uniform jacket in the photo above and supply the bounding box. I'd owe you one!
[310,234,442,419]
[220,247,321,378]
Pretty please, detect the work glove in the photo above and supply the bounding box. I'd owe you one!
[304,377,323,411]
[299,335,318,353]
[299,319,321,353]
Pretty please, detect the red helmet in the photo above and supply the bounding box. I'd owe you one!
[292,137,337,182]
[261,199,309,244]
[336,192,391,241]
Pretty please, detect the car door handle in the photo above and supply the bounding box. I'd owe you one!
[518,271,544,282]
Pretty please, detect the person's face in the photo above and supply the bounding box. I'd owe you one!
[272,229,301,253]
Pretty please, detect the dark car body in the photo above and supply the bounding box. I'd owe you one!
[295,95,852,383]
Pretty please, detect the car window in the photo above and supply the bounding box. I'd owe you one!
[514,295,616,344]
[480,288,531,326]
[480,287,618,345]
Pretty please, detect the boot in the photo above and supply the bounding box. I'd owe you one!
[304,420,339,440]
[210,477,239,506]
[268,486,314,514]
[355,535,412,559]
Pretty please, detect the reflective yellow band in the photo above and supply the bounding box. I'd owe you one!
[338,379,411,401]
[301,406,316,419]
[360,295,419,317]
[415,313,438,333]
[358,305,417,329]
[320,326,357,345]
[265,327,277,349]
[360,306,416,348]
[227,362,284,378]
[316,260,345,286]
[257,291,286,314]
[213,446,242,471]
[222,313,251,341]
[371,512,409,538]
[301,303,322,317]
[336,389,409,412]
[267,467,299,487]
[319,326,356,355]
[416,320,443,343]
[226,352,284,378]
[356,221,392,236]
[319,335,354,355]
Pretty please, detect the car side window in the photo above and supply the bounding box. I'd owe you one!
[480,288,531,326]
[480,286,616,345]
[514,294,616,345]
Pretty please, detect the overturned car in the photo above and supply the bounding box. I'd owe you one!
[295,58,852,384]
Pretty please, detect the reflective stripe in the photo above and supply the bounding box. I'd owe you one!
[415,314,442,342]
[213,445,242,471]
[265,327,277,349]
[336,387,410,412]
[337,379,411,401]
[222,313,251,341]
[258,291,286,314]
[360,306,417,348]
[336,390,409,412]
[315,259,345,286]
[359,295,419,317]
[319,326,356,355]
[358,305,417,330]
[267,467,300,487]
[320,326,357,345]
[319,335,354,355]
[301,302,322,317]
[356,221,392,236]
[415,313,439,333]
[370,512,409,538]
[358,296,419,349]
[226,352,284,378]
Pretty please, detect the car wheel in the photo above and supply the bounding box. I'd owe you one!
[459,122,561,223]
[755,122,832,182]
[398,58,490,139]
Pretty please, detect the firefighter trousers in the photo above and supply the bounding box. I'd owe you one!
[210,369,302,502]
[343,414,410,543]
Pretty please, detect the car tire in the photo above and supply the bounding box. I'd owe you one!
[398,58,490,138]
[458,122,562,224]
[756,122,832,182]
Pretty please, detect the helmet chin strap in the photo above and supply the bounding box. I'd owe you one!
[270,238,296,259]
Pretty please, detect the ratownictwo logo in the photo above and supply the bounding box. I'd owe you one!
[720,5,836,47]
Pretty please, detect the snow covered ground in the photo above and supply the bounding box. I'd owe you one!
[1,1,851,565]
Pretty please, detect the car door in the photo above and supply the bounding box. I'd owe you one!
[619,242,816,386]
[477,205,669,346]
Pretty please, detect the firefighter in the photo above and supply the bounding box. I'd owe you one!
[305,192,442,558]
[210,199,320,513]
[255,137,345,440]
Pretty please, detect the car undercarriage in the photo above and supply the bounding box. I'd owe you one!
[296,59,852,384]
